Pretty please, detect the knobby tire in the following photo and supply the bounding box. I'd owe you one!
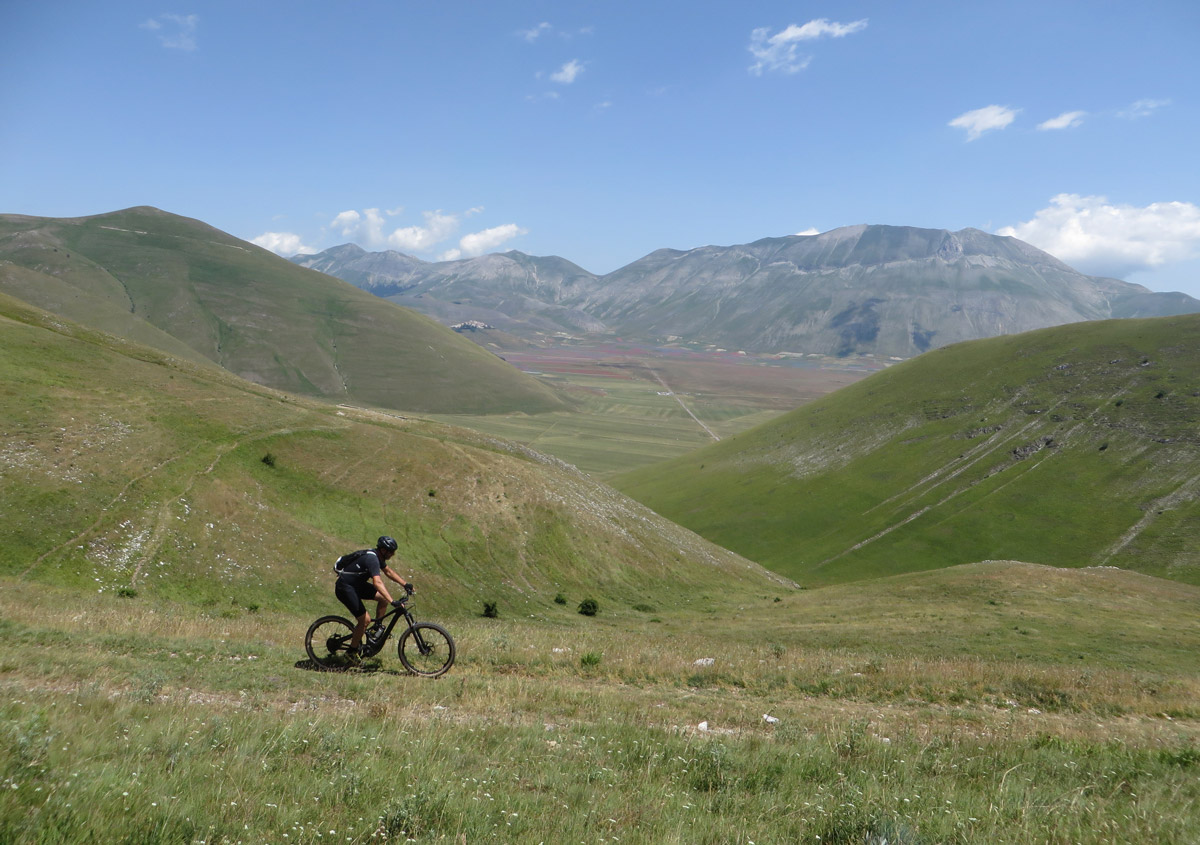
[305,615,355,670]
[398,622,456,677]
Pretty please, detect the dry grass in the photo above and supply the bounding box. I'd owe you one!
[2,571,1198,843]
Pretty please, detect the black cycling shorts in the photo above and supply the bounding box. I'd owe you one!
[335,577,379,618]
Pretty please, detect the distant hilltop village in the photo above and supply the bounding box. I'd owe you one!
[451,320,494,332]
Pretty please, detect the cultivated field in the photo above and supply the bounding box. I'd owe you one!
[432,343,874,477]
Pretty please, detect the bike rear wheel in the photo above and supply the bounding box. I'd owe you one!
[398,622,455,677]
[306,615,356,670]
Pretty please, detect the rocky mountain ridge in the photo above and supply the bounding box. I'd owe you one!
[293,225,1200,358]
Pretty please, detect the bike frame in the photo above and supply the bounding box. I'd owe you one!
[361,599,418,656]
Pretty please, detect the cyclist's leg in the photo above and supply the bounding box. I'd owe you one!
[351,611,370,651]
[335,579,372,649]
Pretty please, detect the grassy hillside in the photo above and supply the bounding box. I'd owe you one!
[3,294,1198,842]
[0,207,566,414]
[0,291,784,619]
[615,315,1200,587]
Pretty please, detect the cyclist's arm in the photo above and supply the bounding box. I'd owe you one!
[370,574,396,605]
[381,564,412,592]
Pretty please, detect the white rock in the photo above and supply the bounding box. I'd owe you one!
[694,657,715,666]
[697,721,709,732]
[762,714,779,724]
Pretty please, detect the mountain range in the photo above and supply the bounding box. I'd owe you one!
[294,225,1200,358]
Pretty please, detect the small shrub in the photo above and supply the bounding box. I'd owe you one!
[578,598,599,617]
[632,602,655,613]
[1159,746,1200,768]
[428,488,436,497]
[482,601,499,619]
[379,789,452,839]
[116,587,138,599]
[554,593,567,605]
[580,652,602,668]
[261,453,276,467]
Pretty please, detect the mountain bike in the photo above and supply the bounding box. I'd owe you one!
[305,598,455,677]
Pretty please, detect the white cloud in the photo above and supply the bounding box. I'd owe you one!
[252,232,315,256]
[519,22,552,42]
[795,228,820,236]
[331,208,391,247]
[328,207,525,258]
[458,223,528,256]
[1037,110,1086,131]
[997,194,1200,278]
[551,59,585,84]
[140,13,199,51]
[949,105,1018,141]
[388,210,459,252]
[748,18,867,75]
[1118,98,1171,119]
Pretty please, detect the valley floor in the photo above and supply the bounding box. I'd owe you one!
[432,343,872,477]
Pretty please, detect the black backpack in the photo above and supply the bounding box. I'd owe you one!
[333,549,373,577]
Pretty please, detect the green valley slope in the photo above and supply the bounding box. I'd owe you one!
[0,292,786,618]
[615,314,1200,587]
[0,207,566,414]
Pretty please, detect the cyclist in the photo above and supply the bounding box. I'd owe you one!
[335,536,414,659]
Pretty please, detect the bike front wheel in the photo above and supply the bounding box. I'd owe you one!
[306,615,356,670]
[398,622,456,677]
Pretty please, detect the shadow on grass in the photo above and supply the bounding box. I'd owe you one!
[294,657,408,676]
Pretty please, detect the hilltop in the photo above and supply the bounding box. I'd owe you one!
[295,225,1200,357]
[614,313,1200,587]
[0,207,566,415]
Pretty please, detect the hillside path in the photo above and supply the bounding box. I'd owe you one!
[649,369,720,442]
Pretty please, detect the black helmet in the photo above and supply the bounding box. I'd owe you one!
[377,536,398,553]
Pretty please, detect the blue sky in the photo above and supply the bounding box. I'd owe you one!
[3,1,1199,295]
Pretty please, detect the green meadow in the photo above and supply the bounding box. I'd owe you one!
[3,563,1198,844]
[432,370,775,477]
